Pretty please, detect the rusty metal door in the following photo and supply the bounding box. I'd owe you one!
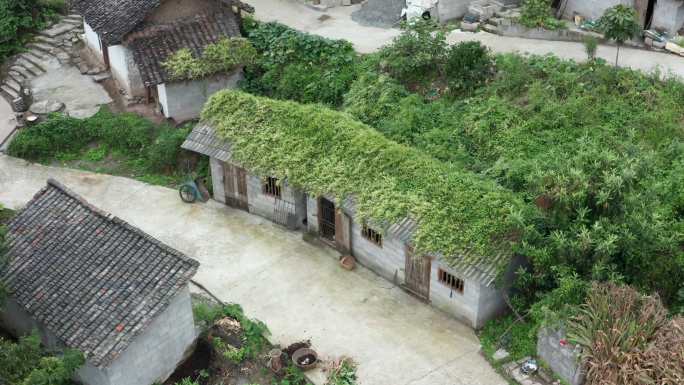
[223,163,248,211]
[318,197,336,241]
[405,246,431,301]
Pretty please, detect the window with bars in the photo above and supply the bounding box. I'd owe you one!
[438,269,464,294]
[361,224,382,247]
[263,177,281,198]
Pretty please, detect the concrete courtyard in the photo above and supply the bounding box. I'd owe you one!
[0,154,506,385]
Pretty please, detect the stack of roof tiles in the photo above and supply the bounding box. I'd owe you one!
[2,179,199,367]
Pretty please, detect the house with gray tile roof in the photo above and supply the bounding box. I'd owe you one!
[0,179,200,385]
[182,124,524,329]
[74,0,252,122]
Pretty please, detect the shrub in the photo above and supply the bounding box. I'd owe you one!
[568,283,683,385]
[243,21,357,106]
[343,71,410,127]
[444,41,494,96]
[519,0,564,30]
[583,35,598,61]
[163,38,257,81]
[146,126,190,172]
[377,19,447,88]
[86,108,154,152]
[0,0,61,62]
[8,113,91,159]
[479,315,537,360]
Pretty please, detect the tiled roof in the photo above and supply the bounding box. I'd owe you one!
[181,123,235,163]
[184,124,505,286]
[127,12,241,86]
[3,179,199,368]
[74,0,161,45]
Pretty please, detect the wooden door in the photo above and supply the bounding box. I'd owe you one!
[404,246,431,301]
[335,209,351,254]
[223,163,248,211]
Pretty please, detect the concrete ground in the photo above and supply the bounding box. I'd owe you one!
[0,98,16,149]
[0,154,506,385]
[30,57,112,119]
[246,0,684,77]
[248,0,401,53]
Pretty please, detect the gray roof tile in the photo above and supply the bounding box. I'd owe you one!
[3,179,199,367]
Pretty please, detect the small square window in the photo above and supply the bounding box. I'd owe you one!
[263,177,281,198]
[361,224,383,247]
[438,269,464,294]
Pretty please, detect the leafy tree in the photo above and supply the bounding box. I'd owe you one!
[0,0,61,62]
[599,5,640,66]
[444,41,494,96]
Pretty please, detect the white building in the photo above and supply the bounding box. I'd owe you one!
[75,0,251,122]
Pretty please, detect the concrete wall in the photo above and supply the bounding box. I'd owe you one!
[84,21,103,59]
[562,0,631,20]
[246,173,308,230]
[347,217,406,284]
[158,71,243,122]
[437,0,471,22]
[537,327,585,385]
[1,287,196,385]
[103,286,197,385]
[429,260,480,327]
[652,0,684,34]
[109,44,145,97]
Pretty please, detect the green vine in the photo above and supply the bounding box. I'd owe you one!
[162,37,257,81]
[202,91,527,269]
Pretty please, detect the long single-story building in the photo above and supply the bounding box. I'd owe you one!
[182,124,523,329]
[74,0,252,121]
[1,179,200,385]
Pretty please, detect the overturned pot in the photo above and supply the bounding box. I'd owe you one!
[339,255,356,271]
[292,347,318,370]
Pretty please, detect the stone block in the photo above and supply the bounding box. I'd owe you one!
[493,348,511,361]
[461,21,480,32]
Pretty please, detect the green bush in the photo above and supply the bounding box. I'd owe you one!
[519,0,564,30]
[8,114,91,159]
[444,41,494,96]
[163,38,257,81]
[146,126,190,172]
[343,72,409,127]
[243,21,357,106]
[479,316,537,361]
[0,0,61,62]
[377,20,447,89]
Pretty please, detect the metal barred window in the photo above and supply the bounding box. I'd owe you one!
[438,269,464,294]
[361,224,383,247]
[263,176,282,198]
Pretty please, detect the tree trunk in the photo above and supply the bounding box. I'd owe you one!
[615,43,621,67]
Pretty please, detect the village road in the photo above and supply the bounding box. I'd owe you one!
[248,0,684,78]
[0,154,507,385]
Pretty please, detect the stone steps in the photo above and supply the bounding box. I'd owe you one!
[7,71,25,84]
[24,49,50,62]
[38,22,79,38]
[34,35,61,45]
[28,42,58,55]
[62,15,83,25]
[15,58,44,77]
[10,65,32,79]
[3,78,21,93]
[0,84,19,100]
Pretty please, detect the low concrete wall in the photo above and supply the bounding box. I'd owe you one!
[159,71,243,122]
[562,0,630,21]
[537,327,585,385]
[437,0,471,23]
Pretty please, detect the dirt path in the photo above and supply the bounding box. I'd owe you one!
[0,154,507,385]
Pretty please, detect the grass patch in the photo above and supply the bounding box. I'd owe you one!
[8,107,206,188]
[479,315,537,361]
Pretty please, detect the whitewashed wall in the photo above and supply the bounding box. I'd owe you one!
[158,71,243,122]
[84,21,103,59]
[109,45,145,97]
[429,261,481,327]
[562,0,631,20]
[652,0,684,34]
[246,174,307,230]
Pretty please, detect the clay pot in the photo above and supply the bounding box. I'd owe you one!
[292,347,318,370]
[340,255,356,271]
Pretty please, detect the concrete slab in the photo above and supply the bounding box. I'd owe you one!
[0,155,506,385]
[30,65,112,119]
[0,99,17,150]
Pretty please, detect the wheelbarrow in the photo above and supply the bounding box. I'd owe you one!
[179,177,210,203]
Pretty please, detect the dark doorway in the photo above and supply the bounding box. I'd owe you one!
[645,0,656,30]
[318,197,336,241]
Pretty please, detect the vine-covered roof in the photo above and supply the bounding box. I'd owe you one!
[201,91,526,274]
